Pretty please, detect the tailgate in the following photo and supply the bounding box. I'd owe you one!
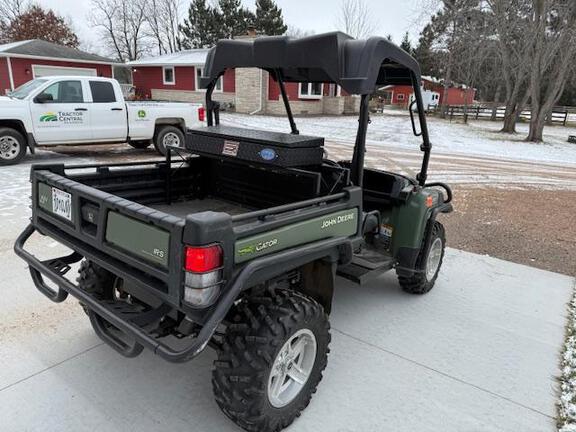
[31,165,185,303]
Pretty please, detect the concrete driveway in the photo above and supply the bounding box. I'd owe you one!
[0,244,572,432]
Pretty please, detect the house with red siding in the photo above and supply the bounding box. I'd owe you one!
[383,76,476,108]
[0,39,120,94]
[129,48,360,115]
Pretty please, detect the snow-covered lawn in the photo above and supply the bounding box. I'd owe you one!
[560,285,576,432]
[221,110,576,166]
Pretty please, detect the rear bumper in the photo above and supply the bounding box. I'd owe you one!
[15,223,350,363]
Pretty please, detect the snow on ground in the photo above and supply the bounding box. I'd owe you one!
[559,282,576,432]
[0,149,92,231]
[221,110,576,166]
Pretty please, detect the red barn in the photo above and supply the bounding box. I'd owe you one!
[383,76,476,107]
[0,39,119,94]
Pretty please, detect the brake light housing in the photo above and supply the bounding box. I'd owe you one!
[183,244,223,308]
[198,106,206,122]
[185,245,222,273]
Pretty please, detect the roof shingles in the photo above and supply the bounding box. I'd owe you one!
[0,39,118,64]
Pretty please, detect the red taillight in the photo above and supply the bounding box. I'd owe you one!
[185,245,222,273]
[198,106,206,122]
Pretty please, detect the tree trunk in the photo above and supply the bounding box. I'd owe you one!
[491,85,501,121]
[527,110,546,142]
[501,101,519,133]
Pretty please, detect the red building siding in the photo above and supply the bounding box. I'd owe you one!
[386,79,476,106]
[268,76,330,101]
[133,66,235,98]
[222,69,235,93]
[9,58,112,88]
[389,85,413,105]
[0,58,10,93]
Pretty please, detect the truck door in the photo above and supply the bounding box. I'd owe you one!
[30,79,92,144]
[88,80,127,141]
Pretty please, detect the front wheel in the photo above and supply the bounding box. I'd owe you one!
[0,127,26,165]
[212,288,330,432]
[397,221,446,294]
[153,125,184,156]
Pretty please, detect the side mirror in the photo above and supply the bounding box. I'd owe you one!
[34,93,53,104]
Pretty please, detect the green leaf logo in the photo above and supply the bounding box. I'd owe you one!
[138,110,146,118]
[40,112,58,122]
[238,245,255,256]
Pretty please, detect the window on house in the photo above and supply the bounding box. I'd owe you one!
[299,82,323,99]
[397,94,405,101]
[327,83,341,97]
[37,80,83,103]
[196,67,222,92]
[163,66,175,85]
[89,81,116,103]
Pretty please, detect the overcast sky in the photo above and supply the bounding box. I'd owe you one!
[37,0,431,56]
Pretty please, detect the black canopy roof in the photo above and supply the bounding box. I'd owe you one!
[199,32,421,95]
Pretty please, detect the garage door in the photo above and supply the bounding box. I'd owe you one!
[33,65,98,78]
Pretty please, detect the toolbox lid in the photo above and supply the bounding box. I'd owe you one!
[187,125,324,148]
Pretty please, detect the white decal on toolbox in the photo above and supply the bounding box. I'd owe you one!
[222,140,240,157]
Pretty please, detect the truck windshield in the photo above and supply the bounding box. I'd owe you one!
[8,79,49,99]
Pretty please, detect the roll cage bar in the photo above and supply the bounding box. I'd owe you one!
[202,32,433,187]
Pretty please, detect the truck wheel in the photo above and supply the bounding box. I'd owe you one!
[128,140,151,149]
[397,221,445,295]
[0,127,26,165]
[153,125,184,156]
[212,288,330,432]
[77,260,115,314]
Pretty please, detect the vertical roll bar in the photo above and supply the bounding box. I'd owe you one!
[350,94,370,187]
[275,69,299,135]
[411,73,432,186]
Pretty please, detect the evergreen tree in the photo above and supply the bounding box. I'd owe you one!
[414,22,441,77]
[255,0,287,36]
[179,0,221,49]
[400,31,413,55]
[219,0,255,39]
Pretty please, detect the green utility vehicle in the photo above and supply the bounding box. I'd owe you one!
[15,32,452,432]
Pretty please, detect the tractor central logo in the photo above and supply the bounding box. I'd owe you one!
[138,110,146,118]
[40,111,84,124]
[40,112,58,122]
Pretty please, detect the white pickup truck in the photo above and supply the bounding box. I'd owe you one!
[0,76,202,165]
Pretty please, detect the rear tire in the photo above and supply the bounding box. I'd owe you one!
[212,288,330,432]
[0,127,26,165]
[397,221,446,294]
[153,125,184,156]
[128,140,151,149]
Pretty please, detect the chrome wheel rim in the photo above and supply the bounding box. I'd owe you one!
[426,237,443,281]
[267,328,317,408]
[0,136,20,160]
[163,132,181,148]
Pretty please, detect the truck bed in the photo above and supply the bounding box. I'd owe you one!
[65,156,349,220]
[151,198,251,218]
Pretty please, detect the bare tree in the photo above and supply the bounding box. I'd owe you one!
[525,0,576,142]
[335,0,375,39]
[0,0,28,42]
[0,0,27,25]
[286,25,314,38]
[89,0,151,62]
[147,0,182,54]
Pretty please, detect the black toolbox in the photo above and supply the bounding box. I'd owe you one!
[186,125,324,167]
